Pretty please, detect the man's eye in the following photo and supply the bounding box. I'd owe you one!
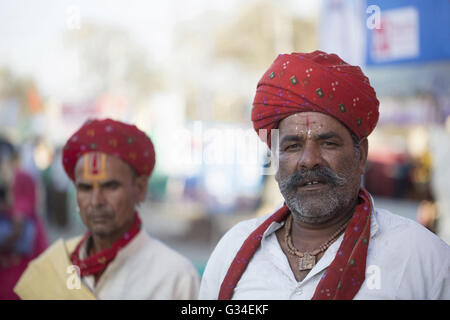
[323,141,338,147]
[77,185,92,192]
[104,182,120,190]
[285,144,301,151]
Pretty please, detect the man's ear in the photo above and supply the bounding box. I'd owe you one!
[134,175,149,204]
[359,138,369,175]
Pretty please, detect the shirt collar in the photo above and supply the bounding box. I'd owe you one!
[368,194,379,238]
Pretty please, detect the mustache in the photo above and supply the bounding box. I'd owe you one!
[86,209,114,220]
[279,166,347,191]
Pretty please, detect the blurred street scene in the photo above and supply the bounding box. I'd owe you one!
[1,0,449,281]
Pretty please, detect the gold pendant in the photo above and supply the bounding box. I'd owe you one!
[298,253,315,271]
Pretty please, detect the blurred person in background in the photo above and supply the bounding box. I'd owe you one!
[0,137,48,300]
[44,147,70,228]
[416,200,438,233]
[199,51,450,300]
[14,119,199,299]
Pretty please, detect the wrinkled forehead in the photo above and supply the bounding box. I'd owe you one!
[278,112,352,138]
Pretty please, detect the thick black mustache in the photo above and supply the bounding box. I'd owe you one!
[282,167,346,191]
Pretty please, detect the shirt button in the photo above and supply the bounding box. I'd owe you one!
[295,287,303,295]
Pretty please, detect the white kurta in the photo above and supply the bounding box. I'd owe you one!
[79,230,200,299]
[199,206,450,300]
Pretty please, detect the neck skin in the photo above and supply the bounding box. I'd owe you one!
[289,196,357,252]
[89,216,135,254]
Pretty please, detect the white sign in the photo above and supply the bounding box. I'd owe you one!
[371,6,419,62]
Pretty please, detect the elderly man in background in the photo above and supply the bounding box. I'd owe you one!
[15,118,200,299]
[199,51,450,300]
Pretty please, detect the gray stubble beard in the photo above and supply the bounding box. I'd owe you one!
[277,167,358,225]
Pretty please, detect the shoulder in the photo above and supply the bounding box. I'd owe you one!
[211,213,270,259]
[199,213,272,299]
[372,207,450,298]
[125,231,200,299]
[133,231,199,276]
[373,207,448,252]
[27,235,82,264]
[66,236,83,254]
[28,239,63,263]
[221,213,273,245]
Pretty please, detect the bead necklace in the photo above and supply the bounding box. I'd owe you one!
[284,214,351,271]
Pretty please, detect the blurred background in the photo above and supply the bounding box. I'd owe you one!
[0,0,449,279]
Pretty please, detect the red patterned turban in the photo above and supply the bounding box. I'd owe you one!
[62,118,156,181]
[252,50,379,145]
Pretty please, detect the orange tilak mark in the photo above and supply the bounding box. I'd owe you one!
[83,153,107,187]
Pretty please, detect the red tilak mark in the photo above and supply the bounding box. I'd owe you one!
[305,115,310,131]
[92,153,99,175]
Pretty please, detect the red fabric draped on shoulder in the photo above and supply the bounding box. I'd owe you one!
[70,212,142,278]
[218,189,372,300]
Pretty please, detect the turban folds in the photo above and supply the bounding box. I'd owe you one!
[62,118,155,181]
[252,51,379,143]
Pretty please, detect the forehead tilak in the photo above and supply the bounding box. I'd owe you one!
[284,114,327,138]
[82,152,107,185]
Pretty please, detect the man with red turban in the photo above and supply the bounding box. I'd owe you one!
[15,119,200,299]
[199,51,450,299]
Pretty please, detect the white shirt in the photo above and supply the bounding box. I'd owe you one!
[199,206,450,300]
[80,230,200,299]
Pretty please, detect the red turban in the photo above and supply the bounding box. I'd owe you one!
[62,118,155,181]
[252,51,379,144]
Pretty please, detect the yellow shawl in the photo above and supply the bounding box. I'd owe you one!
[14,237,97,300]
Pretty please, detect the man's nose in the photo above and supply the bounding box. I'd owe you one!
[297,141,324,170]
[90,185,106,207]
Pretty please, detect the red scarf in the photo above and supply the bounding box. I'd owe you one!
[70,213,142,277]
[218,189,372,300]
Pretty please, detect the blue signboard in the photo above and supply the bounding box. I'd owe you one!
[365,0,450,66]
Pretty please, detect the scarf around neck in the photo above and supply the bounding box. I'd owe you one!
[218,188,372,300]
[70,212,142,277]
